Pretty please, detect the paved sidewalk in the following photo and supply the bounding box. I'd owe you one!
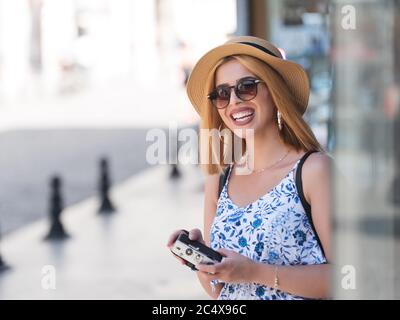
[0,128,152,234]
[0,164,209,300]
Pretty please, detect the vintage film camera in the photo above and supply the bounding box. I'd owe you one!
[170,230,223,271]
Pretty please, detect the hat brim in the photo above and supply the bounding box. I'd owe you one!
[186,42,309,116]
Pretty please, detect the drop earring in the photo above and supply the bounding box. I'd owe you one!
[277,110,283,131]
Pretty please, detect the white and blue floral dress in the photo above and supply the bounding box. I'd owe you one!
[210,159,327,300]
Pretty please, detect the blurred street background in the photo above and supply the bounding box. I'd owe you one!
[0,0,399,299]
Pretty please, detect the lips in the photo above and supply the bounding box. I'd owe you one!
[229,107,255,126]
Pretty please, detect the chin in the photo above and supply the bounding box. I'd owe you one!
[230,124,258,140]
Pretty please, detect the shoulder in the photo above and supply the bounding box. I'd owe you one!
[303,151,332,174]
[204,173,220,190]
[301,152,333,261]
[301,151,333,203]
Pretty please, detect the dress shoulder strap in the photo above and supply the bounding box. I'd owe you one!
[295,150,326,258]
[218,165,231,199]
[295,150,318,216]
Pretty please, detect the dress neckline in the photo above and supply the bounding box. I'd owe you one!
[224,158,301,210]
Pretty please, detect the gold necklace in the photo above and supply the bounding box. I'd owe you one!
[248,149,290,174]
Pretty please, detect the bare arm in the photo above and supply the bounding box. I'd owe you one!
[251,152,332,298]
[195,173,224,299]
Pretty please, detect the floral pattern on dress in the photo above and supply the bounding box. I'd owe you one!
[210,160,327,300]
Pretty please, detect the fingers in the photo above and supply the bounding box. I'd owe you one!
[188,228,204,243]
[167,228,202,247]
[197,271,219,282]
[166,229,186,247]
[196,264,214,274]
[217,248,230,257]
[173,254,186,265]
[196,262,222,274]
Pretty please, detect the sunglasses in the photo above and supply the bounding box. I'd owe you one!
[207,77,264,109]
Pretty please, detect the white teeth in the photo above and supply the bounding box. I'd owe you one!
[232,110,254,120]
[236,116,251,122]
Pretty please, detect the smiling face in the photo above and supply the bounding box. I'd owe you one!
[214,58,277,139]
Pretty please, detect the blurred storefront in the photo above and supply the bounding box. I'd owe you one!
[237,0,400,299]
[330,0,400,299]
[236,0,331,149]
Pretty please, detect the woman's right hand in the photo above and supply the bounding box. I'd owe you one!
[166,228,205,265]
[168,228,221,299]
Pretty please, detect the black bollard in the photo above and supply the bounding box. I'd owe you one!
[98,158,115,214]
[169,163,181,179]
[0,255,7,271]
[44,176,69,240]
[0,223,9,272]
[169,128,181,179]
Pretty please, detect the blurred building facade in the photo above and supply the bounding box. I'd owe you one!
[236,0,331,149]
[237,0,400,299]
[329,0,400,299]
[0,0,159,103]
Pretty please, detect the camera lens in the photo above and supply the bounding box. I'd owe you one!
[185,248,193,256]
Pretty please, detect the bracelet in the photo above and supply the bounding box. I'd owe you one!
[273,265,279,290]
[210,282,216,293]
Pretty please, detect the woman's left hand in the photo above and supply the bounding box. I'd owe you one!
[196,248,255,284]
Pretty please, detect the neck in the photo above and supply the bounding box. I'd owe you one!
[243,125,289,171]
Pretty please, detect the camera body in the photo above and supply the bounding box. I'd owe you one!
[170,231,223,271]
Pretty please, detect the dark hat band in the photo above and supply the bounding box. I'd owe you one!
[238,41,280,58]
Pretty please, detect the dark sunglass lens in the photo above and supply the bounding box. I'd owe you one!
[215,86,230,108]
[237,79,257,100]
[217,87,230,99]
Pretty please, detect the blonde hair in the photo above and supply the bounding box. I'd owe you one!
[198,55,324,175]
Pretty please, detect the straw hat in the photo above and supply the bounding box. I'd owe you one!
[186,36,310,116]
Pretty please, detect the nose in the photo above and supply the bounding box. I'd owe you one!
[228,87,242,106]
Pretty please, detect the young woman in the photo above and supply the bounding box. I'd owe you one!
[167,36,331,300]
